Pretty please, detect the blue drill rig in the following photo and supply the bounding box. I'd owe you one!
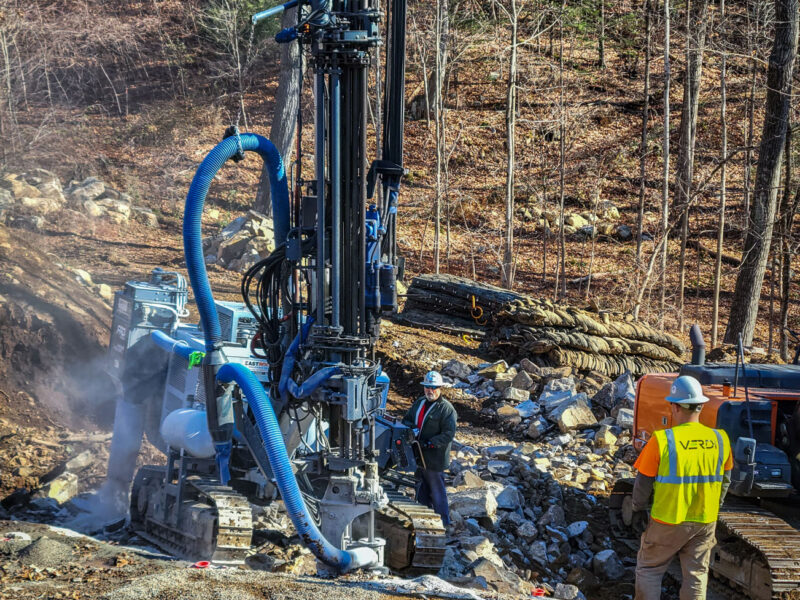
[102,0,446,573]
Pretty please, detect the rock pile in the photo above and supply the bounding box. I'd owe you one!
[518,201,634,241]
[203,210,275,273]
[403,274,685,377]
[440,419,636,598]
[0,170,158,231]
[442,357,636,445]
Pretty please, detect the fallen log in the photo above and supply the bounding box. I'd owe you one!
[403,274,685,377]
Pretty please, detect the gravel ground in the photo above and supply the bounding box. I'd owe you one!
[102,570,421,600]
[0,522,509,600]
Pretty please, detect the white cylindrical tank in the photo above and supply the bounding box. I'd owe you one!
[160,409,215,458]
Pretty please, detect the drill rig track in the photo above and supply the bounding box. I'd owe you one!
[130,465,447,572]
[377,488,447,572]
[712,499,800,599]
[130,466,253,565]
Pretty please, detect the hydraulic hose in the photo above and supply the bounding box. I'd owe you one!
[183,133,290,353]
[216,362,378,572]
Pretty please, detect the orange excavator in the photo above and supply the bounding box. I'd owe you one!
[611,325,800,599]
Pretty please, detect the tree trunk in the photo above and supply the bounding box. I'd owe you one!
[635,0,652,306]
[779,125,796,360]
[555,0,567,300]
[255,7,301,215]
[659,0,671,327]
[711,0,727,348]
[502,0,518,289]
[427,0,450,124]
[675,0,709,332]
[598,0,606,69]
[743,3,758,240]
[434,0,444,273]
[724,0,798,345]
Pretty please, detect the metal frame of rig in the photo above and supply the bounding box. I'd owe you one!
[103,0,447,574]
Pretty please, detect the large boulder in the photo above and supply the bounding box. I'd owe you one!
[442,359,472,380]
[549,395,597,432]
[67,177,106,206]
[593,549,625,580]
[97,198,131,223]
[511,369,535,391]
[477,360,508,379]
[36,181,66,204]
[540,377,579,414]
[132,206,159,228]
[1,174,41,199]
[594,426,618,448]
[204,210,276,271]
[467,557,526,595]
[565,214,589,228]
[616,407,634,429]
[449,488,498,520]
[502,387,529,402]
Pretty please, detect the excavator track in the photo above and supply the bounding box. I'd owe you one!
[712,500,800,599]
[376,488,447,572]
[130,466,253,564]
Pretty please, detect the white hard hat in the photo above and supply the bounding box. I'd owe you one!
[422,370,448,388]
[666,375,709,405]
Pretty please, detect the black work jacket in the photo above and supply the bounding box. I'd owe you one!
[401,396,457,472]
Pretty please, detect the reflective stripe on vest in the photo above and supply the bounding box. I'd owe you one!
[651,423,729,525]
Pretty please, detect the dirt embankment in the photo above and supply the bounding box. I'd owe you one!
[0,225,114,431]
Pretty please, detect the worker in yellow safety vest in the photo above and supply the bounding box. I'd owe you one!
[632,375,733,600]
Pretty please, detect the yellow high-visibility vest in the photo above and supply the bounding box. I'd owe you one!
[651,422,731,525]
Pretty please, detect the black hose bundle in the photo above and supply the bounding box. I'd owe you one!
[242,241,289,365]
[241,231,317,371]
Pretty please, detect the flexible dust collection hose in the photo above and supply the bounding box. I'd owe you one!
[182,132,290,484]
[150,330,197,361]
[150,319,374,571]
[183,133,289,352]
[216,362,378,572]
[178,135,374,572]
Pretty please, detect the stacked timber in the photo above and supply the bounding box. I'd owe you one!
[401,274,684,377]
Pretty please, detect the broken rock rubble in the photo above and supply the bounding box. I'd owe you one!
[438,358,637,443]
[442,412,635,596]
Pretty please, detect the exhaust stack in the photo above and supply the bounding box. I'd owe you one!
[689,324,706,366]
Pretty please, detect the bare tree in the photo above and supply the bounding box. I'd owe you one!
[598,0,606,69]
[711,0,728,348]
[256,7,301,215]
[433,0,449,274]
[659,0,671,327]
[724,0,798,345]
[635,0,652,306]
[491,0,524,289]
[779,122,798,359]
[675,0,709,331]
[554,0,567,299]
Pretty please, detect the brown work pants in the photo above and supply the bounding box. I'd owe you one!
[634,518,716,600]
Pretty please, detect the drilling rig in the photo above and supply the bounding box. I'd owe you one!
[102,0,447,574]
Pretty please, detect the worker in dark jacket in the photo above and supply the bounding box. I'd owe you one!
[402,370,457,526]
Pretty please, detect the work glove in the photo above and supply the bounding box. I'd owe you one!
[632,510,650,534]
[425,441,436,449]
[404,428,416,443]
